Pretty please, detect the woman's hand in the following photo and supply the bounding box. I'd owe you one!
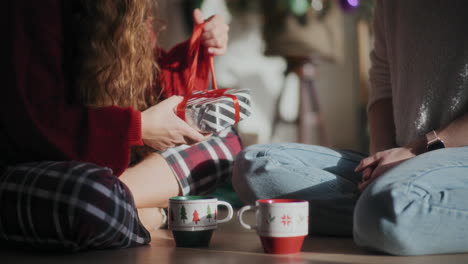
[193,9,229,55]
[355,147,418,191]
[141,96,209,151]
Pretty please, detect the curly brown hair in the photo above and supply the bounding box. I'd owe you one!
[66,0,164,163]
[70,0,161,111]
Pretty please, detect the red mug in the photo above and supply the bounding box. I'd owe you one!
[238,199,309,254]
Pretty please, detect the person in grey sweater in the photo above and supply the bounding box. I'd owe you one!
[232,0,468,256]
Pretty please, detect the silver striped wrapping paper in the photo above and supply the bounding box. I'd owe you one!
[184,89,252,133]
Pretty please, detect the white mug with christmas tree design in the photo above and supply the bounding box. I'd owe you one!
[238,199,309,254]
[168,196,233,247]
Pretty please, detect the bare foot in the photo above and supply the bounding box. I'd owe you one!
[138,207,166,232]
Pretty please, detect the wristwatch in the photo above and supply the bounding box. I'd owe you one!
[426,130,445,151]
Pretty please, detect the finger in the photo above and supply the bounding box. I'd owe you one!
[192,134,211,144]
[203,15,224,31]
[151,141,173,152]
[368,165,386,182]
[361,167,373,181]
[207,46,227,56]
[185,133,211,145]
[355,155,379,172]
[358,180,370,192]
[193,8,204,25]
[359,164,386,192]
[178,122,206,143]
[173,137,188,147]
[203,36,228,55]
[201,24,229,41]
[184,136,203,146]
[358,181,364,192]
[355,160,364,172]
[184,130,206,143]
[358,175,375,192]
[201,133,212,141]
[203,36,228,49]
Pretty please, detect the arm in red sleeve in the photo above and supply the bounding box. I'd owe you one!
[2,0,143,176]
[156,38,211,98]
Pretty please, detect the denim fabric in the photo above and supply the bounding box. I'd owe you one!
[232,143,468,255]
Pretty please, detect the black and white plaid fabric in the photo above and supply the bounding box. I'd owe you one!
[0,129,242,252]
[0,161,150,252]
[184,89,251,133]
[159,127,242,196]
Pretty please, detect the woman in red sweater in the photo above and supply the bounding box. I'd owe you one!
[0,0,240,251]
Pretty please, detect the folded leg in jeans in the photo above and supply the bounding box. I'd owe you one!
[233,143,364,236]
[233,143,468,255]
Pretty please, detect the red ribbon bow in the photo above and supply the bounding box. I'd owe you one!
[176,23,240,124]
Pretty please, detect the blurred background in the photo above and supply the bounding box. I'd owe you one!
[157,0,375,153]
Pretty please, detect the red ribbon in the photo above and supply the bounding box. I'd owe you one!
[176,23,240,124]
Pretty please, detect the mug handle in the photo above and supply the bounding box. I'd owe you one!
[216,201,234,223]
[238,205,257,230]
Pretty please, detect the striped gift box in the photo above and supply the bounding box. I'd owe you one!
[184,89,252,133]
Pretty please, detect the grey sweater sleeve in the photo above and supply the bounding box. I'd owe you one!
[367,0,392,112]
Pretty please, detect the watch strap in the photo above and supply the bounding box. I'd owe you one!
[426,130,445,151]
[426,130,439,145]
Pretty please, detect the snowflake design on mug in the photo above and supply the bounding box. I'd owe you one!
[281,215,291,226]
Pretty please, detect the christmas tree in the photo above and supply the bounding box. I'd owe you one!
[180,205,187,223]
[192,209,200,224]
[206,205,212,222]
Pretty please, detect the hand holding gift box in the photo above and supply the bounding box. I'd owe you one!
[182,89,251,133]
[176,24,251,133]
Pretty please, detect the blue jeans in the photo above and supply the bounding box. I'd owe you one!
[232,143,468,255]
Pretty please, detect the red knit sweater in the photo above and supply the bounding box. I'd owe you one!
[2,0,210,175]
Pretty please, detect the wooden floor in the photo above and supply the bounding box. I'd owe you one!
[2,210,468,264]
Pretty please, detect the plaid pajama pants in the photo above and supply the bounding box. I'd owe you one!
[160,128,241,195]
[0,129,241,252]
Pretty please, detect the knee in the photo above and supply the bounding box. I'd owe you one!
[353,181,428,255]
[0,161,147,251]
[232,144,269,204]
[233,144,293,204]
[232,143,331,205]
[62,163,146,249]
[232,143,322,204]
[63,164,119,226]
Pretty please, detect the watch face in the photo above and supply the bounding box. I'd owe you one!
[427,140,445,151]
